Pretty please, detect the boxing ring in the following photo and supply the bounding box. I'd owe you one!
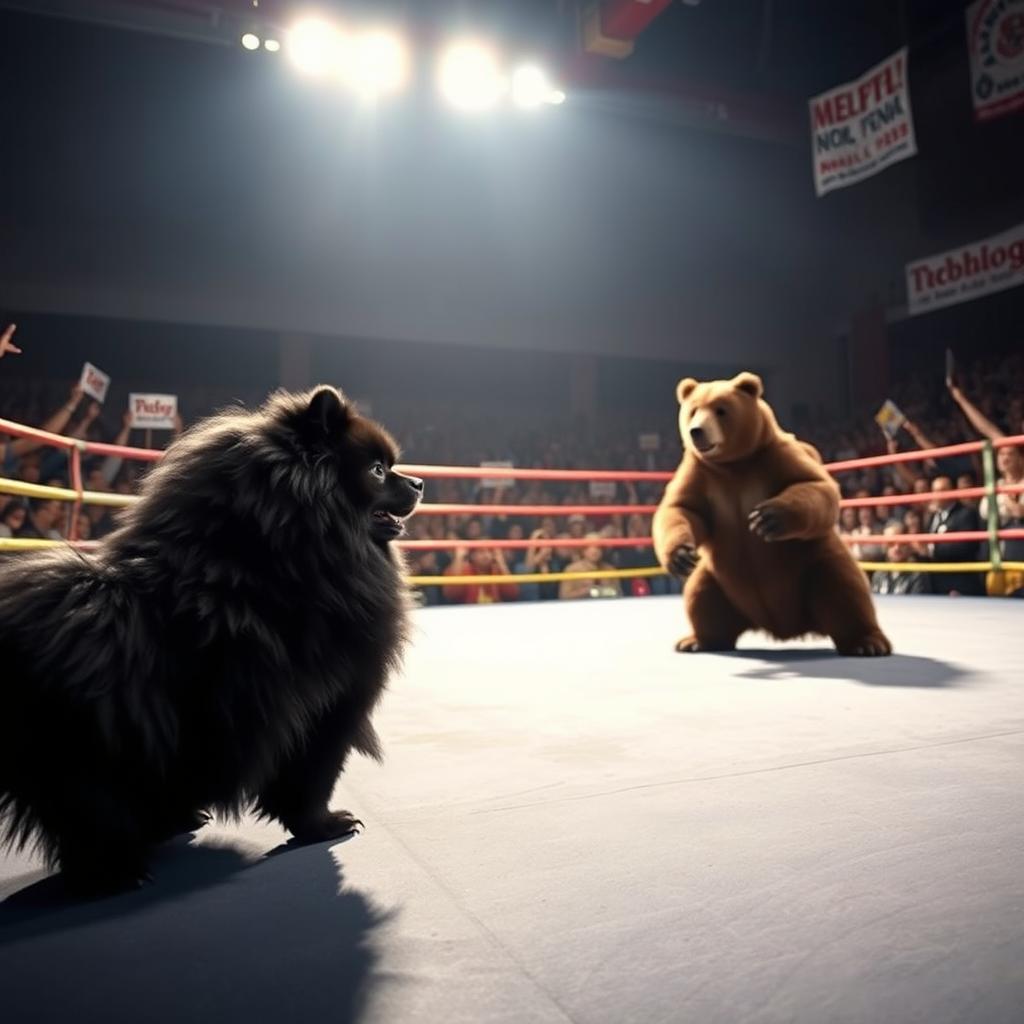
[2,419,1024,1023]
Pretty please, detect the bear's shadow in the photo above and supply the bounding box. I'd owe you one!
[0,835,391,1023]
[724,649,965,688]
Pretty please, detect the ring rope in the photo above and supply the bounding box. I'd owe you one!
[2,419,1022,579]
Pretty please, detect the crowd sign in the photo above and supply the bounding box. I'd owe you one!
[809,47,916,197]
[966,0,1024,121]
[905,221,1024,316]
[79,362,110,403]
[480,461,515,490]
[129,393,178,430]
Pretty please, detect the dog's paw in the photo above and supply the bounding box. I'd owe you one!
[290,810,364,844]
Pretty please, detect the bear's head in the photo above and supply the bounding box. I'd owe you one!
[675,371,777,463]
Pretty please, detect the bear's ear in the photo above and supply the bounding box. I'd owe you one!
[676,378,698,404]
[732,372,763,399]
[306,386,350,435]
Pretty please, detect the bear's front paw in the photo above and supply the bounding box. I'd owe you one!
[668,544,699,578]
[748,502,795,543]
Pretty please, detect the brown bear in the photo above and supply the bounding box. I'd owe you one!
[653,372,891,656]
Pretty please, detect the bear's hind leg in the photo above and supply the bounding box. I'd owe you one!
[806,555,892,657]
[677,564,751,653]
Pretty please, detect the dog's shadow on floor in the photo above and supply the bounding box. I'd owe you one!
[724,649,967,688]
[0,834,391,1023]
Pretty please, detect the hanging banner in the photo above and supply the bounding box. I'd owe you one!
[905,221,1024,316]
[809,47,916,197]
[966,0,1024,121]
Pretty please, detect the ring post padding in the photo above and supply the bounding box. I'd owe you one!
[982,440,1002,573]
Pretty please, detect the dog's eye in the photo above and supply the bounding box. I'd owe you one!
[715,407,727,418]
[370,462,386,481]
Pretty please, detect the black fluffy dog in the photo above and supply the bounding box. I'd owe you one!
[0,386,422,895]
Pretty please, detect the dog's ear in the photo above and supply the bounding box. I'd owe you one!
[676,378,698,404]
[306,386,350,435]
[732,372,763,399]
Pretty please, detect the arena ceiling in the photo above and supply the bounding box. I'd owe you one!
[0,0,966,144]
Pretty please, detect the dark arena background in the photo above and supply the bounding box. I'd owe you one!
[1,1,1023,1021]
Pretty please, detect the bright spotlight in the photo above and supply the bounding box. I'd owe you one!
[241,32,261,51]
[287,18,344,76]
[343,30,408,97]
[438,42,506,111]
[264,38,281,53]
[511,65,551,109]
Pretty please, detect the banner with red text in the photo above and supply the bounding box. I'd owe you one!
[809,47,916,197]
[905,221,1024,316]
[966,0,1024,121]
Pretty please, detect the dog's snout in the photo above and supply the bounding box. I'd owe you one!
[407,476,424,494]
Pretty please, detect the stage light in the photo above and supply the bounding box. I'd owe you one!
[264,38,281,53]
[343,30,408,97]
[241,32,261,51]
[510,64,566,109]
[438,42,506,111]
[287,18,344,76]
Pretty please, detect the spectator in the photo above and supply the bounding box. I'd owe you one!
[1,384,85,480]
[442,545,518,604]
[850,495,885,562]
[981,442,1024,597]
[559,535,622,600]
[616,513,666,596]
[874,485,904,529]
[0,323,21,360]
[928,475,984,596]
[518,527,562,601]
[902,508,931,559]
[0,499,27,537]
[16,498,64,541]
[407,549,444,606]
[870,523,930,596]
[948,377,1015,442]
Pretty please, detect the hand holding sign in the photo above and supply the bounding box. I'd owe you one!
[0,323,21,359]
[875,399,906,440]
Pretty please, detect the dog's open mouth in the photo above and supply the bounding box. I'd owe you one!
[371,509,406,537]
[694,440,718,455]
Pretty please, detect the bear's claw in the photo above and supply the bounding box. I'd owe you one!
[668,545,699,577]
[748,503,789,542]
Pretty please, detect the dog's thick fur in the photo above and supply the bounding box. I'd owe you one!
[0,386,421,894]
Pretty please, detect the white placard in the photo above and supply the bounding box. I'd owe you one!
[809,47,916,197]
[638,433,660,451]
[589,481,617,499]
[80,362,110,403]
[966,0,1024,122]
[129,393,178,430]
[480,460,515,490]
[905,221,1024,316]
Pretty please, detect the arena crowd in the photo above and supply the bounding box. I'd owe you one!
[1,325,1021,602]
